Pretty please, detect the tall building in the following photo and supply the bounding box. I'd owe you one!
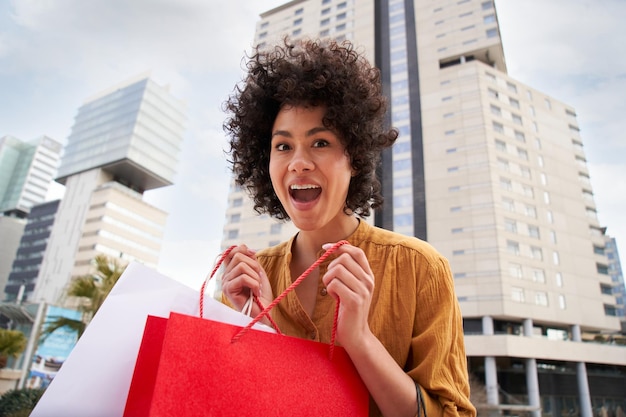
[0,135,62,294]
[32,75,186,304]
[605,235,625,322]
[3,200,60,303]
[0,135,62,214]
[221,1,626,415]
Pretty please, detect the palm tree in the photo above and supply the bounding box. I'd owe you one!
[0,329,27,368]
[41,255,126,340]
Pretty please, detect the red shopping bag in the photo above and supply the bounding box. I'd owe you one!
[124,241,368,417]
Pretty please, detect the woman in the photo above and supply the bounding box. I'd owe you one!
[222,37,475,417]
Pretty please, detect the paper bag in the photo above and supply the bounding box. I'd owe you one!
[125,312,368,416]
[31,262,272,417]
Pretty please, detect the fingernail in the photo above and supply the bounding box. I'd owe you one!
[322,243,332,250]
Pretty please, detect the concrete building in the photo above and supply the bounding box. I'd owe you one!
[32,75,186,304]
[220,1,626,416]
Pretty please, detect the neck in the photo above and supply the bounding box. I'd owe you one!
[294,216,359,256]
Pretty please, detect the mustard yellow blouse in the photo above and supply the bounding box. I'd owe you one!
[256,220,476,417]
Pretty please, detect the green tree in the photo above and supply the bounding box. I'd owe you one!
[41,255,126,340]
[0,329,27,369]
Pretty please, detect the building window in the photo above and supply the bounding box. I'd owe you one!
[532,269,546,283]
[505,218,517,233]
[517,148,528,160]
[522,185,534,198]
[293,28,302,36]
[509,98,520,109]
[524,204,536,218]
[321,17,330,25]
[495,139,507,151]
[293,18,303,25]
[593,245,605,255]
[493,121,504,133]
[543,191,551,205]
[604,304,617,316]
[320,29,330,36]
[541,231,553,246]
[507,82,518,94]
[600,283,613,295]
[509,263,523,278]
[488,88,498,99]
[531,246,543,260]
[597,263,609,275]
[546,210,554,224]
[227,229,239,239]
[230,213,241,223]
[558,295,566,309]
[535,292,548,306]
[337,12,347,20]
[484,14,495,24]
[528,225,540,239]
[270,223,282,235]
[507,240,520,255]
[555,272,563,287]
[498,158,510,171]
[512,114,523,125]
[232,198,243,207]
[321,7,331,15]
[514,130,525,142]
[552,251,560,265]
[500,178,512,191]
[337,1,347,9]
[486,28,497,38]
[502,197,515,212]
[490,105,502,116]
[512,287,525,303]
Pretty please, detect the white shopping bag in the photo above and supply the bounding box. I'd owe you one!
[31,262,272,417]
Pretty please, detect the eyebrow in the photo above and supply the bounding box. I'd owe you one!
[271,126,330,139]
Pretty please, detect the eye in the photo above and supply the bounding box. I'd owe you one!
[312,139,329,148]
[275,143,290,151]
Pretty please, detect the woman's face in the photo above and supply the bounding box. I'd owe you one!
[269,105,353,233]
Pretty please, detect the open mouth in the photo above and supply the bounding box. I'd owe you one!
[289,184,321,203]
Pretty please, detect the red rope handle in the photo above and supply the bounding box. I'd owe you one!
[200,246,281,333]
[232,240,349,360]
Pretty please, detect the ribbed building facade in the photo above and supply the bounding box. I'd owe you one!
[4,200,60,303]
[32,76,186,304]
[0,135,62,215]
[220,1,626,416]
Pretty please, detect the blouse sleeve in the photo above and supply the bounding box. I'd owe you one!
[406,254,476,417]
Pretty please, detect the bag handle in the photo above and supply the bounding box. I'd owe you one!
[199,246,282,332]
[232,240,349,359]
[200,240,348,359]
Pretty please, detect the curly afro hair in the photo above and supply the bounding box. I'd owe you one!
[223,37,397,221]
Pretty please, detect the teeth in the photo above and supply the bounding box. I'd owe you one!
[290,184,320,190]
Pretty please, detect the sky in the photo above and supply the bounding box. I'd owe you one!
[1,0,624,290]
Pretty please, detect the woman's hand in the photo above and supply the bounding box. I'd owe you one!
[321,243,376,349]
[221,245,273,317]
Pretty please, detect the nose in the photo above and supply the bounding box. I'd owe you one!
[288,146,314,173]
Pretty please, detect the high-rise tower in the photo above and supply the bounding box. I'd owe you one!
[220,0,626,415]
[0,135,62,294]
[32,75,186,304]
